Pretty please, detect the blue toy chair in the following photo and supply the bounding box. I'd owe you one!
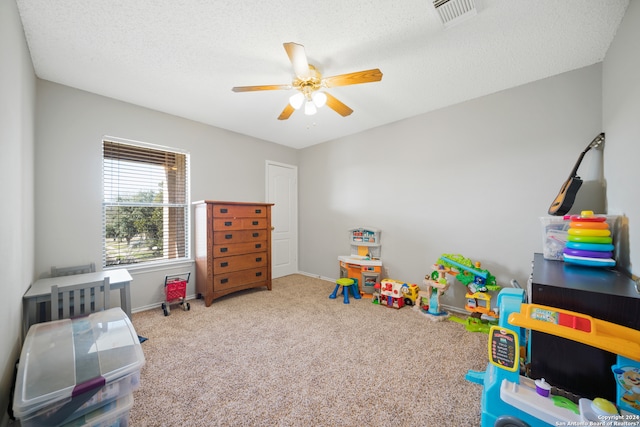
[330,278,361,304]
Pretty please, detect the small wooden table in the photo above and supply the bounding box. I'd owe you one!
[23,269,132,336]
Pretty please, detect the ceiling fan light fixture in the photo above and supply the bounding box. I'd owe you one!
[289,93,305,109]
[312,91,327,108]
[232,42,382,120]
[304,101,317,116]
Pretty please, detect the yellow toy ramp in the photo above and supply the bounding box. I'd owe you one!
[508,304,640,362]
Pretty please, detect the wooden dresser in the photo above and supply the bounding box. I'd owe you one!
[194,201,273,306]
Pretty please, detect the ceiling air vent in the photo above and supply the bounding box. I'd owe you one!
[433,0,477,27]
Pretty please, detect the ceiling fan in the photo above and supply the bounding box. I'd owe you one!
[232,42,383,120]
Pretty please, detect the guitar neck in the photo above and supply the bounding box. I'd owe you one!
[567,133,604,178]
[548,132,604,216]
[568,151,588,178]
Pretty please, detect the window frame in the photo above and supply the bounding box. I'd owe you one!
[102,137,191,269]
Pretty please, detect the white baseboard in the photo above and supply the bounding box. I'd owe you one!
[295,271,335,283]
[441,304,473,315]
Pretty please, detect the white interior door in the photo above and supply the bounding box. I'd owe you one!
[266,161,298,278]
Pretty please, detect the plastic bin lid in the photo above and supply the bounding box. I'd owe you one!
[13,308,145,418]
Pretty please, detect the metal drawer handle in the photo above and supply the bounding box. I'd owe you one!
[221,278,228,284]
[252,221,259,226]
[252,232,259,237]
[256,257,262,262]
[220,262,228,267]
[220,247,228,253]
[256,272,262,277]
[220,208,228,213]
[255,244,262,249]
[225,234,233,239]
[255,209,262,214]
[224,221,232,226]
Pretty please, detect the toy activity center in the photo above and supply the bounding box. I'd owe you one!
[467,287,640,426]
[338,227,383,295]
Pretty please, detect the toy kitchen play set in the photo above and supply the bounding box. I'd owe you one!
[338,227,382,294]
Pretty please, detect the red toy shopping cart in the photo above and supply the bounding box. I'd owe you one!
[162,272,191,316]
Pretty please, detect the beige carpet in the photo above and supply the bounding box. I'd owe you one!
[129,274,489,426]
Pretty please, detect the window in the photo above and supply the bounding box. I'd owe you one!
[102,139,190,267]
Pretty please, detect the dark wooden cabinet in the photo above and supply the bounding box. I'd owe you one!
[194,201,273,306]
[528,253,640,401]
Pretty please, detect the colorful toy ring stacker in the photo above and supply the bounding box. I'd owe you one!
[569,221,609,229]
[563,248,613,258]
[570,212,607,222]
[563,254,616,267]
[565,241,615,251]
[567,235,613,244]
[568,228,611,237]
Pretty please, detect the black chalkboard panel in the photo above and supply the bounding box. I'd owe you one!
[489,326,519,372]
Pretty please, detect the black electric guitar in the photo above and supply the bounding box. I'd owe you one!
[548,132,605,216]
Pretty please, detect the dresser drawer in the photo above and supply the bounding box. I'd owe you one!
[212,204,268,218]
[213,229,267,244]
[214,252,267,273]
[213,267,268,291]
[212,218,267,231]
[213,241,267,257]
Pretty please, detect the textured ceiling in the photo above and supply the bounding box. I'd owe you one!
[16,0,629,149]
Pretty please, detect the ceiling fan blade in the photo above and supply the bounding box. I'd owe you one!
[323,69,383,88]
[232,84,291,92]
[277,104,296,120]
[325,93,353,117]
[283,42,310,79]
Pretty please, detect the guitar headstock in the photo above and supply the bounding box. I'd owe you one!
[589,132,605,150]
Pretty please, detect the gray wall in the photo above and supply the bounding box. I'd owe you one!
[603,0,640,278]
[35,80,299,310]
[298,63,605,308]
[0,0,35,425]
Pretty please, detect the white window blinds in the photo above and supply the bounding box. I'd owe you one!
[103,139,190,267]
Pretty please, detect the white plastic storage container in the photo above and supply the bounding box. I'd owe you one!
[13,308,145,427]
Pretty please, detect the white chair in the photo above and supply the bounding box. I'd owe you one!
[51,262,96,277]
[51,278,110,320]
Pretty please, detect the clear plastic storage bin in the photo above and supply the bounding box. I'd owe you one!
[540,214,619,261]
[540,216,570,260]
[62,393,133,427]
[13,308,145,427]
